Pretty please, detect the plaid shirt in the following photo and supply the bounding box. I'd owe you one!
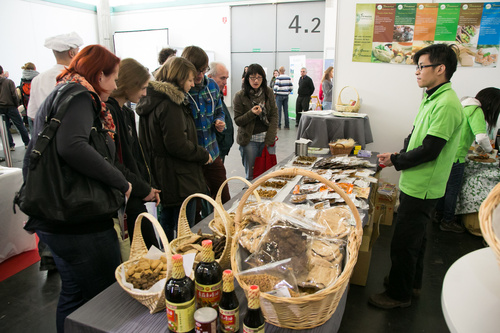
[187,76,225,161]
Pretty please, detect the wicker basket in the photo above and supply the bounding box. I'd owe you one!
[115,213,172,314]
[171,193,232,270]
[328,143,354,155]
[231,168,363,329]
[479,183,500,268]
[335,86,360,113]
[209,176,261,238]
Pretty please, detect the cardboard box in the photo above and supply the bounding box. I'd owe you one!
[350,223,373,286]
[374,182,398,226]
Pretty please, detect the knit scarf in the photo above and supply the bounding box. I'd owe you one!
[249,87,269,126]
[57,73,116,139]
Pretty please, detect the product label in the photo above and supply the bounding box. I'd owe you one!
[166,297,195,333]
[243,323,265,333]
[219,307,239,332]
[195,281,222,309]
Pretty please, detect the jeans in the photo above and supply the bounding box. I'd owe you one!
[239,140,276,180]
[36,227,121,333]
[275,95,289,128]
[0,107,30,147]
[436,162,466,222]
[387,191,438,301]
[322,101,332,110]
[160,199,197,242]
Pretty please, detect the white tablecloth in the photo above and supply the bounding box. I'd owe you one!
[0,167,36,263]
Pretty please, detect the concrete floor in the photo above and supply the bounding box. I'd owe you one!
[0,111,485,332]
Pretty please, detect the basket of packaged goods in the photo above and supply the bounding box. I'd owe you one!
[115,213,172,314]
[231,168,363,329]
[171,193,232,270]
[329,138,356,156]
[209,176,261,238]
[335,86,360,112]
[479,183,500,268]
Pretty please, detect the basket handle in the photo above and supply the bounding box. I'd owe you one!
[178,193,231,239]
[331,143,346,148]
[233,168,362,232]
[336,86,360,106]
[129,213,173,263]
[216,176,261,207]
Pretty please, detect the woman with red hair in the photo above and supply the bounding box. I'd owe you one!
[23,44,131,333]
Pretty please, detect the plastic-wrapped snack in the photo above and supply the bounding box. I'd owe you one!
[315,206,354,238]
[239,224,266,254]
[299,237,346,293]
[238,258,299,297]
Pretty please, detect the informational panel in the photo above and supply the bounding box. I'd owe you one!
[276,1,325,52]
[352,3,500,68]
[231,4,276,52]
[113,29,169,74]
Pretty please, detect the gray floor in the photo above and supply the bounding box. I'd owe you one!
[0,113,485,332]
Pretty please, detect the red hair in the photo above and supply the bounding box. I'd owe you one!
[57,44,120,95]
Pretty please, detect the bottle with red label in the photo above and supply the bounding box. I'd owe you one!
[165,254,195,333]
[195,239,223,310]
[243,285,265,333]
[219,269,239,333]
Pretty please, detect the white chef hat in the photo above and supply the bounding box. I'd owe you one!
[44,32,84,52]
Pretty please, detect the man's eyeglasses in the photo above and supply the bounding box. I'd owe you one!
[416,64,441,71]
[198,67,210,74]
[249,76,263,81]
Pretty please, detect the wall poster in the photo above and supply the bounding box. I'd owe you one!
[352,3,500,67]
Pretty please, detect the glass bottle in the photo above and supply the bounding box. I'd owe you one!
[243,285,265,333]
[219,269,240,333]
[195,239,223,310]
[165,254,195,333]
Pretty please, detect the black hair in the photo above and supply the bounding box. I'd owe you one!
[414,43,459,81]
[243,64,268,100]
[0,65,3,75]
[158,48,177,65]
[476,87,500,132]
[241,66,248,78]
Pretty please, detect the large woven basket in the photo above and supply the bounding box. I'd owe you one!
[231,168,363,329]
[171,193,232,270]
[335,86,360,112]
[479,182,500,268]
[115,213,172,314]
[209,176,261,238]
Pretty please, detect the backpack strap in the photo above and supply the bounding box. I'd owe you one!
[29,83,98,169]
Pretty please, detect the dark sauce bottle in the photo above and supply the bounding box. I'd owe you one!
[165,254,195,333]
[195,239,223,310]
[219,269,239,333]
[243,285,265,333]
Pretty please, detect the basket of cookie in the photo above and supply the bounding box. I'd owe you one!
[479,183,500,268]
[231,168,362,329]
[115,213,172,314]
[209,176,261,238]
[171,193,232,270]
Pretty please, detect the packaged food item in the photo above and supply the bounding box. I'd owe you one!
[165,254,195,333]
[239,258,299,296]
[219,270,240,333]
[243,285,265,333]
[195,240,223,310]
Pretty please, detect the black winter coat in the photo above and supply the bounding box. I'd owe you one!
[136,81,209,207]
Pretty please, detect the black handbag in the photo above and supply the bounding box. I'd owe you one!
[14,83,125,223]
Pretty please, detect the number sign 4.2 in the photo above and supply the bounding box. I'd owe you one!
[288,15,321,34]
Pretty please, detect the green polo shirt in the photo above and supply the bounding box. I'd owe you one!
[456,104,488,163]
[399,82,463,199]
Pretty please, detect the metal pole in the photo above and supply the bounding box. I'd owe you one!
[0,114,13,167]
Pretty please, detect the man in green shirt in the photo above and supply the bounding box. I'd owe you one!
[369,44,463,309]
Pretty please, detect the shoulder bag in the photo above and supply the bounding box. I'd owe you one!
[14,82,125,223]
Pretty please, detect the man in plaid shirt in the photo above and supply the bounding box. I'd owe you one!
[182,46,230,207]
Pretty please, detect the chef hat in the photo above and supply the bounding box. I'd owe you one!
[44,32,84,52]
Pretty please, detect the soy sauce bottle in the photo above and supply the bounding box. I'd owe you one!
[243,285,265,333]
[165,254,195,333]
[219,270,240,333]
[195,240,223,310]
